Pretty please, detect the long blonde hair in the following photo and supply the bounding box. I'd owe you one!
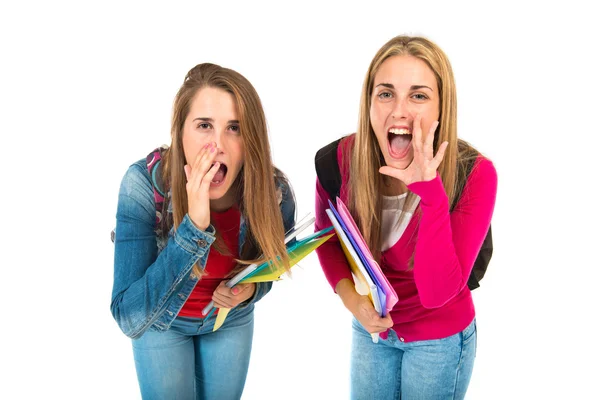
[350,35,478,263]
[162,63,290,276]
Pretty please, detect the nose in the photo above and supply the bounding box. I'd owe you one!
[212,130,226,155]
[391,97,412,120]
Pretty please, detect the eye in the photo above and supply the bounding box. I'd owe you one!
[377,91,393,101]
[411,93,429,101]
[197,122,212,130]
[228,124,241,134]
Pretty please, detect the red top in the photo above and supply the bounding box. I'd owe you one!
[178,206,241,317]
[314,135,498,342]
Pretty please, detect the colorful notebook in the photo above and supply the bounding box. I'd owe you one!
[325,208,383,316]
[326,198,399,316]
[334,197,398,313]
[209,215,333,331]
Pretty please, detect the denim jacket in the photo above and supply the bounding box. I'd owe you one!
[111,158,296,339]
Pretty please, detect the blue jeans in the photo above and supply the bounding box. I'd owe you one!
[132,307,254,400]
[351,318,477,400]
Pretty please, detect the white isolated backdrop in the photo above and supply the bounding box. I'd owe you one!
[1,1,598,399]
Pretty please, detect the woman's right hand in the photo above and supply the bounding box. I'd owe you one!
[336,278,394,334]
[183,142,220,231]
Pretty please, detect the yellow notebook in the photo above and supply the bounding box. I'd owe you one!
[212,230,334,331]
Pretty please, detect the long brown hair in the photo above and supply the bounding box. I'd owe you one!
[350,35,479,263]
[161,63,290,276]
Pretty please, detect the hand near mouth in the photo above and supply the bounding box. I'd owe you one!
[184,142,221,231]
[379,115,447,186]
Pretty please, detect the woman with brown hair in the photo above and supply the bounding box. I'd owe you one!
[111,63,295,399]
[314,35,497,398]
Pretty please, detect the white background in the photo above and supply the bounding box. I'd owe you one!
[2,1,599,399]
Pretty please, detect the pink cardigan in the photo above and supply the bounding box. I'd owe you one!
[314,136,498,342]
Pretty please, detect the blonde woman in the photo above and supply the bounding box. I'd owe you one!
[111,63,295,399]
[314,36,497,398]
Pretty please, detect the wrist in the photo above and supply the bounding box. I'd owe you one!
[335,278,360,311]
[188,215,214,234]
[245,283,257,301]
[190,218,208,232]
[422,170,437,182]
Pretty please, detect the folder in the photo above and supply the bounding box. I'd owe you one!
[325,208,383,316]
[325,198,399,343]
[334,198,398,314]
[208,215,334,331]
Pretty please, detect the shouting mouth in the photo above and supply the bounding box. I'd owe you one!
[211,162,228,186]
[388,127,412,159]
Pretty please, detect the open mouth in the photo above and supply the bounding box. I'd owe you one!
[387,127,412,159]
[211,162,228,185]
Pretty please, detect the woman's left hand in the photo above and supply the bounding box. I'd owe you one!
[212,281,256,309]
[379,115,448,185]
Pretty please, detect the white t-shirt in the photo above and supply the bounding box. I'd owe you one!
[381,193,421,251]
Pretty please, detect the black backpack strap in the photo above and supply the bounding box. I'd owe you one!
[468,226,492,290]
[315,138,343,200]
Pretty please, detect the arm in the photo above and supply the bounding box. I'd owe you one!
[408,157,498,308]
[315,178,393,333]
[110,163,215,338]
[314,178,353,291]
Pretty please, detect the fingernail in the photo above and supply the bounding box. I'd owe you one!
[232,288,239,295]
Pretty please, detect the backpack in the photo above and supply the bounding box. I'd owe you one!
[145,146,170,238]
[314,137,493,290]
[111,146,169,243]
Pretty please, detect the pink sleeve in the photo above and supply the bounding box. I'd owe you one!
[407,157,498,308]
[314,178,353,292]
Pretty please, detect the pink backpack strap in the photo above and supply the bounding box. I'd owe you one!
[145,146,168,232]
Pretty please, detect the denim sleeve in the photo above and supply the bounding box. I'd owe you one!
[240,178,296,307]
[110,162,216,338]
